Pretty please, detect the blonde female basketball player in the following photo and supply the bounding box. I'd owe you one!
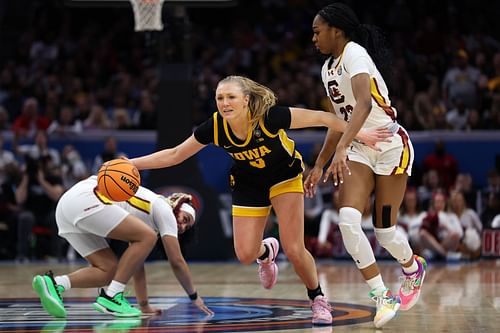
[129,75,391,325]
[32,176,213,317]
[304,3,427,328]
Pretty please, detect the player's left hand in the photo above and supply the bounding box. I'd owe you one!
[192,296,215,316]
[324,147,350,186]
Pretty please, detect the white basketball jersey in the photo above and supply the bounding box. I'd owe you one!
[321,41,397,129]
[82,175,178,238]
[113,185,178,238]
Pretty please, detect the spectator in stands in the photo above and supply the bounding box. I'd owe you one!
[15,149,65,261]
[16,130,61,167]
[486,53,500,94]
[60,144,88,189]
[465,109,484,130]
[47,105,82,137]
[449,190,482,259]
[12,98,50,141]
[0,162,21,259]
[446,98,469,130]
[413,77,447,130]
[419,191,463,260]
[451,173,477,210]
[398,188,425,255]
[482,192,500,229]
[113,108,134,130]
[83,105,111,130]
[422,140,459,190]
[91,136,126,174]
[417,169,442,210]
[442,49,481,110]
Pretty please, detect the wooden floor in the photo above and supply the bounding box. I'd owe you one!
[0,259,499,332]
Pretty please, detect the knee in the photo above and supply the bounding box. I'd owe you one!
[282,243,304,263]
[374,226,397,247]
[338,207,363,254]
[138,228,157,246]
[234,245,259,265]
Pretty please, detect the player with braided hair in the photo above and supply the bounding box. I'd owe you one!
[304,2,427,328]
[32,176,213,318]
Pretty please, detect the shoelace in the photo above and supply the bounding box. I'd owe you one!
[401,275,420,294]
[312,298,331,312]
[46,271,64,301]
[371,294,398,307]
[112,292,134,308]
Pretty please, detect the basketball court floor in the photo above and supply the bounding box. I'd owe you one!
[0,259,498,332]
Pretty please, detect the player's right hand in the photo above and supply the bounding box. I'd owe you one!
[304,165,323,198]
[192,296,214,316]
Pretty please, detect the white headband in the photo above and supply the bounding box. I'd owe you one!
[180,203,196,220]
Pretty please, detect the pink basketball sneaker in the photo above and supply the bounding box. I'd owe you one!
[399,255,427,311]
[311,295,333,325]
[257,237,279,289]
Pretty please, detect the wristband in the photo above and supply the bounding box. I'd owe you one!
[188,292,198,300]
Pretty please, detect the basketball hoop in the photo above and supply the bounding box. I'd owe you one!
[129,0,165,31]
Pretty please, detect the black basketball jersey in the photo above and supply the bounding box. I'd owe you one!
[194,106,304,178]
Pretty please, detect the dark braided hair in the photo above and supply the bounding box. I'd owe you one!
[317,2,393,81]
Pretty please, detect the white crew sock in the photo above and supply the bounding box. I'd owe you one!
[106,280,126,297]
[54,275,71,291]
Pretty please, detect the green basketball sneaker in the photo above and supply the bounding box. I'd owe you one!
[93,289,142,317]
[32,271,67,318]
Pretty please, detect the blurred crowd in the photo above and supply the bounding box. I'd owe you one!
[303,139,500,262]
[0,0,499,261]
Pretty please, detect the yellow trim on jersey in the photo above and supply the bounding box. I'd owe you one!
[223,112,252,147]
[127,196,151,215]
[94,189,113,204]
[370,78,396,119]
[259,117,279,138]
[269,174,304,199]
[370,78,388,106]
[278,130,295,157]
[232,205,272,217]
[213,112,219,146]
[334,46,346,70]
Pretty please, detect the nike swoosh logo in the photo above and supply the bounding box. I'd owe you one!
[223,145,233,149]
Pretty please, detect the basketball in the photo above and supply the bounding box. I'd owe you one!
[97,159,141,201]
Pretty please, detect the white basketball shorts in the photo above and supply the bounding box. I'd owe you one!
[56,177,129,257]
[348,124,414,176]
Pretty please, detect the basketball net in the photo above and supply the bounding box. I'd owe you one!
[129,0,165,31]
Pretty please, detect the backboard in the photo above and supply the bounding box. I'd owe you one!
[65,0,237,30]
[65,0,237,7]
